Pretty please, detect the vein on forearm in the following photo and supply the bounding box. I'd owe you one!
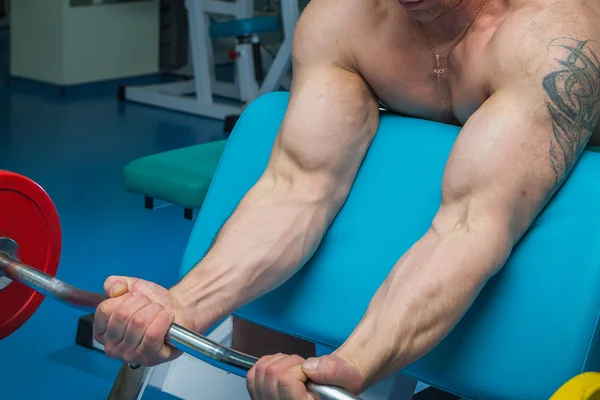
[193,175,339,306]
[341,223,511,385]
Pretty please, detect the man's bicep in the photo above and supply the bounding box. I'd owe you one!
[442,38,600,238]
[440,93,552,235]
[260,0,379,200]
[265,68,379,200]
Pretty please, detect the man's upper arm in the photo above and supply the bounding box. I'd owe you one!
[262,0,380,202]
[440,15,600,241]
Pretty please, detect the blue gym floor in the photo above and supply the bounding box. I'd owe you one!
[0,27,226,399]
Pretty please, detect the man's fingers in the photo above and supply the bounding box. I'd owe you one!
[277,365,314,400]
[253,354,286,397]
[247,355,280,400]
[94,292,135,341]
[104,276,135,297]
[122,301,164,354]
[247,354,309,400]
[137,307,176,365]
[105,293,151,344]
[265,355,306,397]
[93,277,187,367]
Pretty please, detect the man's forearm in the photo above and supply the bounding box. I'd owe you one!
[171,174,340,332]
[335,223,512,388]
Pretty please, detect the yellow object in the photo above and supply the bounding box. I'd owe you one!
[550,372,600,400]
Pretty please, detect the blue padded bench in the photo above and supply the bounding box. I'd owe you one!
[178,92,600,400]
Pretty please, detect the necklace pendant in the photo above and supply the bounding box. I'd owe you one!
[431,54,448,91]
[416,0,488,91]
[431,67,448,92]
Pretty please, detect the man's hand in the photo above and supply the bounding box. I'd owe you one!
[93,276,198,366]
[246,354,364,400]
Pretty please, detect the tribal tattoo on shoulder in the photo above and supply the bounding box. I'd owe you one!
[544,37,600,188]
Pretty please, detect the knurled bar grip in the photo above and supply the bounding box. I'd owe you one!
[0,254,363,400]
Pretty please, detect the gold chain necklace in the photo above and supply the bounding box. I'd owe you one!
[416,0,488,91]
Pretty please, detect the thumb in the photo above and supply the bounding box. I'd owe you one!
[104,276,136,297]
[301,355,364,394]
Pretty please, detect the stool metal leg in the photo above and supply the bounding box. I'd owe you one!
[144,197,154,210]
[108,363,154,400]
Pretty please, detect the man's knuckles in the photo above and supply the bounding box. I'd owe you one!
[277,369,305,389]
[255,354,281,375]
[103,344,120,360]
[130,313,151,329]
[145,322,168,343]
[266,355,306,379]
[265,362,287,379]
[113,307,134,324]
[130,304,163,328]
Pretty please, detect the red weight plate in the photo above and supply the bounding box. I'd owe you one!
[0,170,62,339]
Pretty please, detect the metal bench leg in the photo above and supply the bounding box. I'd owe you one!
[144,197,154,210]
[108,363,154,400]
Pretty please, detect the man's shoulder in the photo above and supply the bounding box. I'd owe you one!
[487,0,600,89]
[294,0,405,70]
[494,0,600,49]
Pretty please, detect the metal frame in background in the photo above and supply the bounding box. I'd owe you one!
[122,0,300,120]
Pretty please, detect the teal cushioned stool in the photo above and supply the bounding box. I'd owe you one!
[179,92,600,399]
[123,140,227,219]
[209,16,281,39]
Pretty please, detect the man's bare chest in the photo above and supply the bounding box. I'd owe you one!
[359,46,600,145]
[359,43,491,127]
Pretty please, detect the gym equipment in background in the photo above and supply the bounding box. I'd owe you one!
[121,0,299,120]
